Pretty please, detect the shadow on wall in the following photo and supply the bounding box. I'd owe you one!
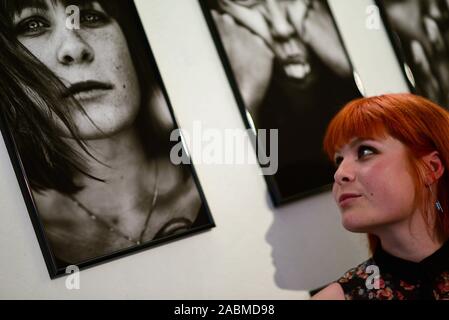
[265,190,369,292]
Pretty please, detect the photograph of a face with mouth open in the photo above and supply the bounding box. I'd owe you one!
[0,0,214,278]
[201,0,363,205]
[376,0,449,109]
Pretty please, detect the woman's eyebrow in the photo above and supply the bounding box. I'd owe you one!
[348,137,379,148]
[13,0,95,16]
[334,138,372,157]
[348,138,366,148]
[14,0,49,15]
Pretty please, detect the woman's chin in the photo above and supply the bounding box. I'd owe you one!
[59,119,135,140]
[343,224,369,233]
[58,109,138,139]
[341,214,372,233]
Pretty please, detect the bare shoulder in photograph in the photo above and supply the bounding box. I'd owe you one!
[0,0,214,277]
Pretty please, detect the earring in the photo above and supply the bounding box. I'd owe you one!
[429,187,444,213]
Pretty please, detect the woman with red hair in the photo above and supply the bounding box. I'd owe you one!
[312,93,449,300]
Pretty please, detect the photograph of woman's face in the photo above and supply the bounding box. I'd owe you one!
[217,0,313,86]
[13,0,140,139]
[204,0,362,203]
[0,0,214,276]
[332,136,416,233]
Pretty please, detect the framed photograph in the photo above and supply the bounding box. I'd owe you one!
[0,0,214,278]
[200,0,363,206]
[376,0,449,108]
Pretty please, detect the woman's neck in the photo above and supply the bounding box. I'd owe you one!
[374,210,444,263]
[66,125,158,216]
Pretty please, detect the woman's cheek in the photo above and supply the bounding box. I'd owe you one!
[20,38,50,66]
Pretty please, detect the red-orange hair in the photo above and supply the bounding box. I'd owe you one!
[323,93,449,253]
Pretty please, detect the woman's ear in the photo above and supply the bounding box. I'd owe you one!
[423,151,445,185]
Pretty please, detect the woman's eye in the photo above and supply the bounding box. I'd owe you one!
[80,10,110,27]
[357,145,376,159]
[15,17,49,36]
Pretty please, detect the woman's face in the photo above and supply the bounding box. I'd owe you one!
[332,135,417,234]
[218,0,313,85]
[13,0,140,139]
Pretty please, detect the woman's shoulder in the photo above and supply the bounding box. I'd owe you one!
[337,258,377,285]
[312,258,377,300]
[156,156,202,209]
[32,189,73,220]
[311,282,345,300]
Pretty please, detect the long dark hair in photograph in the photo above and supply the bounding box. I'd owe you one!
[0,0,174,194]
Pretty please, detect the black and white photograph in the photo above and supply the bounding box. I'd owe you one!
[377,0,449,108]
[200,0,363,205]
[0,0,214,278]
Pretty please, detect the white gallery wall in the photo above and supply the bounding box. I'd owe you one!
[0,0,409,299]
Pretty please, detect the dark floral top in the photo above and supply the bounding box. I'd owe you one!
[336,240,449,300]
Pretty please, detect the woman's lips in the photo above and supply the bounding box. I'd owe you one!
[284,63,311,79]
[63,80,114,101]
[73,89,109,101]
[338,194,362,207]
[278,53,310,78]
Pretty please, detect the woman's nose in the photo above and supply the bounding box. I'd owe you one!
[265,0,295,40]
[56,30,94,65]
[334,159,356,185]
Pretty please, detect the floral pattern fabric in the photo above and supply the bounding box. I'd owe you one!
[336,241,449,300]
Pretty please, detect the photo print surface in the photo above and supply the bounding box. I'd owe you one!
[376,0,449,108]
[0,0,214,278]
[200,0,363,205]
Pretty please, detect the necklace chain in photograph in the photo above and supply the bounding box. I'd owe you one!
[68,161,159,246]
